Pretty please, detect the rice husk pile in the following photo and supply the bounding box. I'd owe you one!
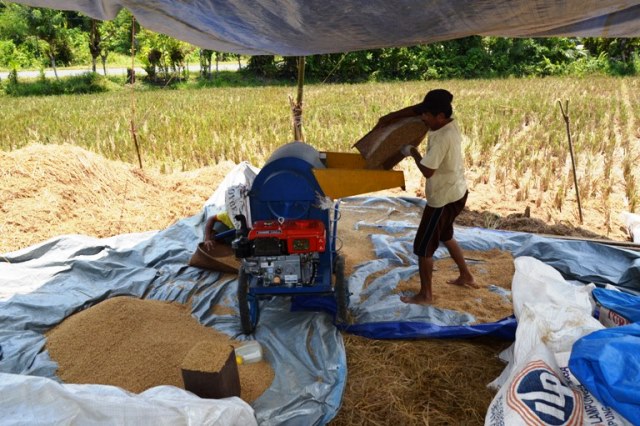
[45,296,274,403]
[354,117,427,169]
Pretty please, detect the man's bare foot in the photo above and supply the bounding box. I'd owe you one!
[446,276,479,288]
[400,294,433,305]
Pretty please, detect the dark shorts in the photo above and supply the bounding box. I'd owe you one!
[413,191,468,258]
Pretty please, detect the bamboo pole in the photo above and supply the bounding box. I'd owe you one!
[290,56,305,141]
[558,100,582,223]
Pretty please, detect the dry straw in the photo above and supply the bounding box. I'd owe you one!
[0,144,236,253]
[331,335,509,426]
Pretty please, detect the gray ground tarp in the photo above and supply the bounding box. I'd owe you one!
[0,210,345,425]
[12,1,640,55]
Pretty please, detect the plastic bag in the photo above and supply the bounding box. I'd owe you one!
[569,323,640,425]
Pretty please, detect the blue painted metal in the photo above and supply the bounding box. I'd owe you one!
[248,292,259,329]
[249,155,334,288]
[244,152,340,324]
[250,157,326,222]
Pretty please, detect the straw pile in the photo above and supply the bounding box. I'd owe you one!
[45,296,274,403]
[332,335,509,425]
[456,209,603,239]
[0,143,235,253]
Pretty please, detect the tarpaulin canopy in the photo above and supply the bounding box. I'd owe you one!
[12,0,640,55]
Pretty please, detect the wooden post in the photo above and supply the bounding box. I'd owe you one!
[290,56,305,141]
[558,100,583,223]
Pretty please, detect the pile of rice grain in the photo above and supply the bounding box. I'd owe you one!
[45,296,274,403]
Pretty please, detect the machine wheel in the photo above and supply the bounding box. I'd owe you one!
[237,268,256,334]
[334,255,349,324]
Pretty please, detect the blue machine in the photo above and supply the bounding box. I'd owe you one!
[233,142,347,334]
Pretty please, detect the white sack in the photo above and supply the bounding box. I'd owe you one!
[0,373,256,426]
[511,256,594,320]
[485,345,630,426]
[485,257,630,425]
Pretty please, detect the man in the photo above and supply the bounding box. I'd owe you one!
[381,89,477,304]
[203,210,235,250]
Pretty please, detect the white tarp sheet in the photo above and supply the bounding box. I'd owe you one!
[0,374,257,426]
[12,1,640,55]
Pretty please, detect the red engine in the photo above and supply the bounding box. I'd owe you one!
[248,219,326,255]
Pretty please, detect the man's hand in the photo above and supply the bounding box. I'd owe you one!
[400,144,414,157]
[203,240,215,251]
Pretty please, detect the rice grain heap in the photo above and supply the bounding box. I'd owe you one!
[45,296,274,403]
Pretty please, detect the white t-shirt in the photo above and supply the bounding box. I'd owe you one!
[419,119,467,208]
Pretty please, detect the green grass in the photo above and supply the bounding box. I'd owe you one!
[2,73,119,96]
[1,76,639,214]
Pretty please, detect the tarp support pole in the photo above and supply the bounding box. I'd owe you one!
[290,56,305,142]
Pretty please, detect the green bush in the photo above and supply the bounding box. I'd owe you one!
[3,72,110,96]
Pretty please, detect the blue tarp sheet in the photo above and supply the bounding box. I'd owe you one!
[570,323,640,426]
[1,195,639,424]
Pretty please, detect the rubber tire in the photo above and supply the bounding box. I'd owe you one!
[237,268,255,335]
[334,255,349,324]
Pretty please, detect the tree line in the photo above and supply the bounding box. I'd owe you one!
[1,2,639,83]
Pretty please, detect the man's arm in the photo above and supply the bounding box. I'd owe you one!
[203,215,218,248]
[406,146,435,178]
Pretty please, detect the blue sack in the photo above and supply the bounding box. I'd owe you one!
[569,323,640,425]
[592,287,640,327]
